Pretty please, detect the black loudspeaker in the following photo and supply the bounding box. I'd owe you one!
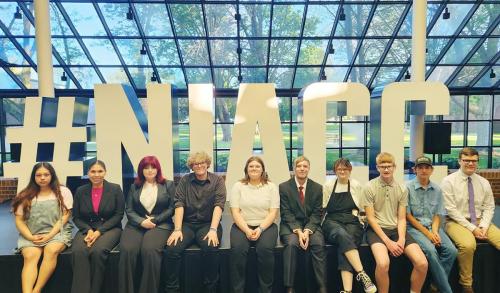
[424,122,451,154]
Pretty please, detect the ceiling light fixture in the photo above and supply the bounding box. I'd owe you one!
[490,69,496,79]
[405,70,411,80]
[321,71,327,81]
[61,71,67,82]
[443,7,450,20]
[126,6,134,20]
[329,44,335,54]
[140,43,147,55]
[151,72,157,82]
[339,8,346,21]
[14,7,22,19]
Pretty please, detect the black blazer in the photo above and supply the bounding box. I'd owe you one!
[279,177,323,236]
[72,180,125,234]
[125,180,175,230]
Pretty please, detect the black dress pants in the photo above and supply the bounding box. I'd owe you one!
[163,222,222,293]
[322,220,363,272]
[71,227,122,293]
[118,224,171,293]
[281,230,327,288]
[230,223,278,293]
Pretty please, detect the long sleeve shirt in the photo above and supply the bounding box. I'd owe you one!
[441,170,495,232]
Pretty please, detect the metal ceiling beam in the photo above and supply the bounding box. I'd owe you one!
[395,1,449,81]
[446,13,500,86]
[53,2,106,83]
[129,0,161,85]
[318,0,344,82]
[367,3,412,88]
[425,1,482,81]
[163,1,189,87]
[265,1,275,83]
[200,2,216,85]
[342,2,379,86]
[0,65,27,89]
[290,2,310,88]
[93,2,137,89]
[18,2,83,90]
[468,51,500,88]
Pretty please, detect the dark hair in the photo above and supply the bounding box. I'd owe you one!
[11,162,68,220]
[333,158,352,173]
[134,155,166,186]
[88,159,107,171]
[240,156,269,185]
[459,147,479,159]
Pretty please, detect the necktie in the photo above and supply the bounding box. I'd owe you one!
[467,177,477,225]
[298,186,304,205]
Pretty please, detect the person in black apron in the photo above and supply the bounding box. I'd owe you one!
[322,158,377,293]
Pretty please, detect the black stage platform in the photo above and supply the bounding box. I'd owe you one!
[0,201,499,293]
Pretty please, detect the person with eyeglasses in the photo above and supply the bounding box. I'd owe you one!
[362,152,428,293]
[322,158,376,293]
[440,147,500,293]
[163,151,226,293]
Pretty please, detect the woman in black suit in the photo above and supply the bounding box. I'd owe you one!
[118,155,175,293]
[71,160,125,293]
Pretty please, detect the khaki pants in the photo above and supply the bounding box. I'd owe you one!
[445,220,500,287]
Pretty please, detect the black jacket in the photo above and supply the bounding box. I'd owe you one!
[72,180,125,234]
[279,177,323,236]
[125,180,175,230]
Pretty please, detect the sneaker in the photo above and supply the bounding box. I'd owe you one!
[356,270,377,293]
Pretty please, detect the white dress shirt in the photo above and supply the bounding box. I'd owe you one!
[441,170,495,231]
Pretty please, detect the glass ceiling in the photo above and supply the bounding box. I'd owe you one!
[0,0,498,91]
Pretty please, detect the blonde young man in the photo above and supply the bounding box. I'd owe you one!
[164,151,226,293]
[362,152,428,293]
[441,147,500,293]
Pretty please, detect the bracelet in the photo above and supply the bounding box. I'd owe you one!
[209,227,217,232]
[174,228,181,232]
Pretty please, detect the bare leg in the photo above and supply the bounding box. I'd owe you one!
[21,247,43,293]
[32,242,66,293]
[371,243,390,293]
[345,249,364,272]
[404,243,428,293]
[341,270,354,291]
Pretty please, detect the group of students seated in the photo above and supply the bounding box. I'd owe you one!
[11,147,499,293]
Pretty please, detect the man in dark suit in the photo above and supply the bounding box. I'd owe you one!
[279,156,327,293]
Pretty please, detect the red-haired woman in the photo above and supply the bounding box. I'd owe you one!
[12,162,73,293]
[118,155,176,293]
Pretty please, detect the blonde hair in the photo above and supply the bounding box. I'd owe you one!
[293,155,310,169]
[376,152,395,165]
[186,151,212,169]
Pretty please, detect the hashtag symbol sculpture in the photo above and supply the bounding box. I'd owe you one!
[3,97,87,193]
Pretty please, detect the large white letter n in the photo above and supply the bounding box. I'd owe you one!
[94,84,174,185]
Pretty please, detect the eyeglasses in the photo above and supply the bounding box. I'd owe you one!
[461,159,478,164]
[377,165,394,170]
[192,162,207,167]
[335,168,350,173]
